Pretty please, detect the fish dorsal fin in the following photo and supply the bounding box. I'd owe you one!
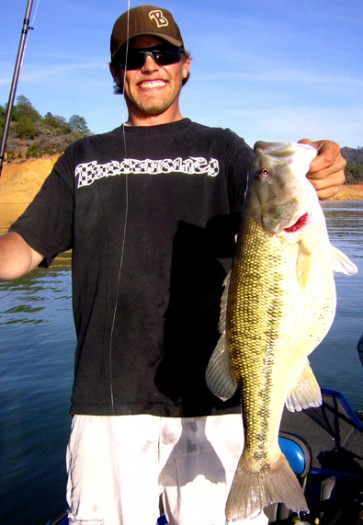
[285,360,322,412]
[330,245,358,275]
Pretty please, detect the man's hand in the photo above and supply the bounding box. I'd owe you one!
[299,138,347,200]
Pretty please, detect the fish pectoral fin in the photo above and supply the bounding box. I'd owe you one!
[206,270,237,401]
[296,240,313,288]
[205,335,237,401]
[330,244,358,275]
[286,360,322,412]
[225,451,309,522]
[218,272,230,332]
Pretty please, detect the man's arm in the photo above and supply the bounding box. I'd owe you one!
[0,232,44,281]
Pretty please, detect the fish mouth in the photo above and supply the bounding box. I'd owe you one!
[261,199,305,233]
[283,212,309,233]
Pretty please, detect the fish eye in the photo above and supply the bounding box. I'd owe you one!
[259,168,270,179]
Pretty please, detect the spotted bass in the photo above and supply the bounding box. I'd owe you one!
[206,141,358,522]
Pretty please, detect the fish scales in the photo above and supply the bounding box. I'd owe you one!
[205,141,358,522]
[228,215,307,466]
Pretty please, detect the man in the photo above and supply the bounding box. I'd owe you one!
[0,5,346,525]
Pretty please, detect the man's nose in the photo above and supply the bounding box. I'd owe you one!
[141,53,159,71]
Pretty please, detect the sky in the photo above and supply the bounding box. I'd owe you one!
[0,0,362,148]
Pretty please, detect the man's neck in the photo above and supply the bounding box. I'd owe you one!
[126,107,184,127]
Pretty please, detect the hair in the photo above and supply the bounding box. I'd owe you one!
[111,48,191,95]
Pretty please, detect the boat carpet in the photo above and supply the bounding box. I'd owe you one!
[280,388,363,473]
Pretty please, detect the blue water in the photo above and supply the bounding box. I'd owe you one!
[0,202,362,525]
[312,201,363,410]
[0,253,75,524]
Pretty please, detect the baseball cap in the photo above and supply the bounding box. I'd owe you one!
[110,5,184,60]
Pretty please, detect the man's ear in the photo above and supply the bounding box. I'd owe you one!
[109,63,124,92]
[182,56,191,80]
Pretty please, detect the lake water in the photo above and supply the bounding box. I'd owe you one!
[0,201,362,525]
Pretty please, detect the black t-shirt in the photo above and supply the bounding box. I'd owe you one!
[10,118,253,416]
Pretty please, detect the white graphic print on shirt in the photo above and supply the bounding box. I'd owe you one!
[75,157,220,188]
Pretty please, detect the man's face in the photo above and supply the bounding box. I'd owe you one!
[111,35,190,121]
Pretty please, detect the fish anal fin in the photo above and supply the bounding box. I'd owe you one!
[225,452,308,522]
[286,361,322,412]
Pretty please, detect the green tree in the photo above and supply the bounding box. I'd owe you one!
[0,104,5,129]
[68,114,90,134]
[12,95,41,124]
[346,162,363,184]
[42,112,71,134]
[14,116,38,139]
[12,95,41,139]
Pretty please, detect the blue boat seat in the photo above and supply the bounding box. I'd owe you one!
[279,431,311,477]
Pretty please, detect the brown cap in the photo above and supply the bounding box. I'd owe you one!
[110,5,184,59]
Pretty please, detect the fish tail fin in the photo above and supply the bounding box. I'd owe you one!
[225,451,309,522]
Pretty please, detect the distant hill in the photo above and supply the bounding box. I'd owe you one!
[342,147,363,165]
[342,147,363,184]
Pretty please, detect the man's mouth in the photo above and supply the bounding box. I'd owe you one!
[138,80,166,90]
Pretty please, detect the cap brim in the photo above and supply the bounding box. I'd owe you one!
[111,32,183,59]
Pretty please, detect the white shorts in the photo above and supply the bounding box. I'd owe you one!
[66,413,268,525]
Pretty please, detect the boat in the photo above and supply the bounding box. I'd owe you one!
[269,387,363,524]
[46,387,363,525]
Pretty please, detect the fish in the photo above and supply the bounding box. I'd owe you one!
[206,141,358,522]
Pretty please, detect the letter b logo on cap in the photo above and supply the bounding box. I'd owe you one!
[149,9,169,28]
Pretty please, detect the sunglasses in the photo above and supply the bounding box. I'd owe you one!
[116,45,183,71]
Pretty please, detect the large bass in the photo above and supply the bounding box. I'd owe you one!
[206,141,358,522]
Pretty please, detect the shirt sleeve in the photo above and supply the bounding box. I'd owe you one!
[9,153,74,267]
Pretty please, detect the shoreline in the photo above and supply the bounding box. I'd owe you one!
[1,156,362,231]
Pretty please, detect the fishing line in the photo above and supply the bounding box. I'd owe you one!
[108,0,132,409]
[30,0,41,28]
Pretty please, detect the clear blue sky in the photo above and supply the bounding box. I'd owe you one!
[1,0,362,148]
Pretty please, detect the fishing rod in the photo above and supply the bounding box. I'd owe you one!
[0,0,34,177]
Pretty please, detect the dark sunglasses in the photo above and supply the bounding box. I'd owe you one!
[116,45,183,71]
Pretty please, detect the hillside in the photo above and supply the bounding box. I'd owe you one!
[1,95,90,161]
[0,155,59,229]
[333,183,363,200]
[342,147,363,184]
[342,147,363,164]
